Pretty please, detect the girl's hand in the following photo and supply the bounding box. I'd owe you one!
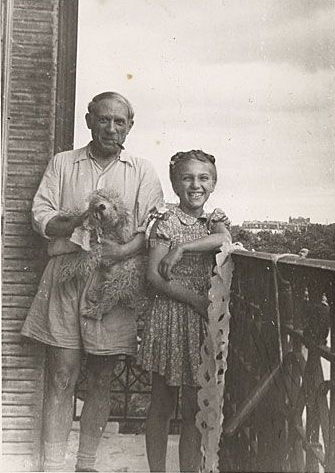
[192,296,209,322]
[100,238,125,262]
[158,246,184,280]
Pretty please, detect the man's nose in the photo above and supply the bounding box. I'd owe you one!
[106,120,116,132]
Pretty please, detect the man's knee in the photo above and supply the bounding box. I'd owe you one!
[86,356,116,393]
[92,372,113,392]
[89,356,115,376]
[49,366,77,393]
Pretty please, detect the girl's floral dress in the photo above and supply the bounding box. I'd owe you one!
[138,205,228,386]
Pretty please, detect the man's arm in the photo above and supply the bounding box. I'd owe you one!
[31,154,63,238]
[45,212,88,238]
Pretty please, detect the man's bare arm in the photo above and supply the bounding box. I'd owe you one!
[45,213,88,238]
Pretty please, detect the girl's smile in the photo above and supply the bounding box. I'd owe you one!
[172,159,216,217]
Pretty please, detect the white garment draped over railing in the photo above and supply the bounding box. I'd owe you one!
[196,242,241,473]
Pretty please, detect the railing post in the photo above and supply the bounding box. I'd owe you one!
[279,271,305,471]
[219,252,335,473]
[254,262,284,472]
[326,281,335,473]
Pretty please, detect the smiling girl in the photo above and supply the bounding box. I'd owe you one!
[137,150,231,472]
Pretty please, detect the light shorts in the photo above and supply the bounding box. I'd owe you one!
[21,255,137,356]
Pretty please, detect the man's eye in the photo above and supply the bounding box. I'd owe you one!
[98,118,108,124]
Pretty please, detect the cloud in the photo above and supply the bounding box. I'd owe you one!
[78,0,334,72]
[177,2,335,71]
[75,0,335,224]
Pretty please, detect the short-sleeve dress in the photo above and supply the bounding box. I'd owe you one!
[137,205,228,387]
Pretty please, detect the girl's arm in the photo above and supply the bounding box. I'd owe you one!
[159,222,231,280]
[147,243,209,319]
[101,233,145,263]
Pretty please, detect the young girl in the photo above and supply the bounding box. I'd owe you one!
[138,150,231,473]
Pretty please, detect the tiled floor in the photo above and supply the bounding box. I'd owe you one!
[65,423,179,473]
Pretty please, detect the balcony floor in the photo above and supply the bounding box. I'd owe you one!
[66,423,179,472]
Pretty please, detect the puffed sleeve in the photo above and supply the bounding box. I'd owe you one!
[147,210,174,248]
[208,208,231,234]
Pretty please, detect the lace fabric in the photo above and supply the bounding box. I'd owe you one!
[196,241,236,473]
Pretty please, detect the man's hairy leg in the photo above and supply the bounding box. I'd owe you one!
[43,346,81,470]
[76,355,116,471]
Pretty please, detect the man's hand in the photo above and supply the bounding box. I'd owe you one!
[46,210,90,238]
[100,238,125,262]
[74,209,91,228]
[158,246,183,280]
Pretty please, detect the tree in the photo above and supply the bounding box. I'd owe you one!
[231,224,335,260]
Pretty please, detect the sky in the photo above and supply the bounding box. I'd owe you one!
[74,0,335,224]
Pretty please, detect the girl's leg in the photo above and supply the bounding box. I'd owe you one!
[146,373,178,472]
[43,346,82,471]
[179,385,202,473]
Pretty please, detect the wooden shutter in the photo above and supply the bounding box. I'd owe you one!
[2,0,78,470]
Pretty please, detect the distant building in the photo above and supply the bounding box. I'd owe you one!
[242,217,310,234]
[289,216,310,225]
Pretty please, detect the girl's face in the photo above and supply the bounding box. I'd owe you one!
[172,159,216,217]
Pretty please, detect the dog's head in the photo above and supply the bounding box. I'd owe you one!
[87,188,130,229]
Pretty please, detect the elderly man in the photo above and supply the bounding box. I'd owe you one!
[21,92,163,472]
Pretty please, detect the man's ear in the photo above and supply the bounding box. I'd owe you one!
[85,113,93,130]
[127,119,134,133]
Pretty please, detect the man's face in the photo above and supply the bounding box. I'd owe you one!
[86,98,133,158]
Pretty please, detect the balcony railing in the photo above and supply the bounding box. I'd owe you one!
[73,251,335,472]
[219,251,335,473]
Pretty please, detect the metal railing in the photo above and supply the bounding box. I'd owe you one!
[219,251,335,473]
[72,250,335,471]
[73,344,180,433]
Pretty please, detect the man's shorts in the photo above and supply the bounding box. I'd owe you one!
[21,255,137,356]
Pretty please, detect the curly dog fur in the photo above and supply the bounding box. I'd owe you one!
[58,188,149,321]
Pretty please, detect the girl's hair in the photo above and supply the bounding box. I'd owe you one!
[87,91,134,121]
[169,150,217,185]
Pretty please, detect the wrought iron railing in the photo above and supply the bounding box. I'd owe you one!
[219,251,335,473]
[73,344,180,433]
[72,251,335,471]
[73,354,152,431]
